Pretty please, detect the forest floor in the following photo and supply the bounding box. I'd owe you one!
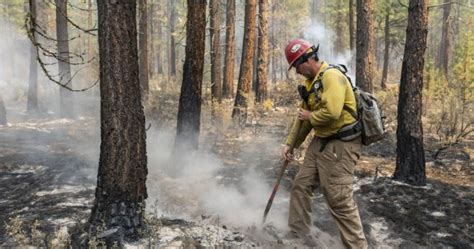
[0,97,472,248]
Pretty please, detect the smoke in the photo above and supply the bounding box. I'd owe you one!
[303,17,356,79]
[146,127,291,232]
[0,17,100,119]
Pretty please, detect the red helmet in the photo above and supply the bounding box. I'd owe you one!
[285,39,313,70]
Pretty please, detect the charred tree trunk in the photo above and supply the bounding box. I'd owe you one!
[393,0,427,186]
[256,0,269,103]
[437,0,451,78]
[27,0,38,113]
[138,0,149,97]
[175,0,207,152]
[210,0,222,103]
[232,0,256,119]
[222,0,236,99]
[56,0,74,118]
[0,93,6,125]
[380,9,390,90]
[356,0,375,93]
[90,0,148,241]
[349,0,355,50]
[168,0,177,79]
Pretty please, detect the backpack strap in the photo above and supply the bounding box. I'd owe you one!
[316,64,358,120]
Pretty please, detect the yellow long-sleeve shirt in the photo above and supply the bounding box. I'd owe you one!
[285,62,357,148]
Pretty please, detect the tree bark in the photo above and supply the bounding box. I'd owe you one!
[356,0,375,93]
[349,0,355,50]
[437,0,451,78]
[155,0,164,75]
[222,0,236,98]
[270,1,277,83]
[56,0,74,118]
[232,0,257,119]
[0,93,6,125]
[393,0,427,186]
[27,0,38,113]
[90,0,148,241]
[175,0,207,152]
[138,0,149,97]
[210,0,222,103]
[168,0,177,79]
[380,9,390,90]
[256,0,269,103]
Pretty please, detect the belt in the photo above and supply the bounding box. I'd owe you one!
[318,121,362,152]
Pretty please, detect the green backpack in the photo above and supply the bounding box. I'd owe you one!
[318,64,386,145]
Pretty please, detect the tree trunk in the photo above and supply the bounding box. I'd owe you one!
[334,0,344,53]
[256,0,269,103]
[210,0,222,103]
[168,0,177,79]
[0,93,6,125]
[90,0,147,242]
[437,0,451,78]
[138,0,149,97]
[356,0,375,93]
[56,0,74,118]
[87,0,93,60]
[270,1,277,83]
[380,9,390,90]
[148,0,155,77]
[393,0,427,186]
[156,0,164,75]
[349,0,355,50]
[175,0,207,152]
[232,0,256,119]
[27,0,38,113]
[222,0,236,99]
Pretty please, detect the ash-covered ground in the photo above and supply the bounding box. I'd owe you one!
[0,104,472,248]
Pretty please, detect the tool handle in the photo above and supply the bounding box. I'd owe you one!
[262,119,302,224]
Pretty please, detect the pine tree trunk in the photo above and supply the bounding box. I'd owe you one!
[393,0,427,186]
[175,0,207,151]
[156,0,164,75]
[334,0,344,53]
[138,0,149,97]
[437,0,451,78]
[349,0,355,50]
[356,0,375,93]
[87,0,93,60]
[380,9,390,90]
[210,0,222,103]
[256,0,269,103]
[148,0,155,78]
[270,1,277,83]
[27,0,38,113]
[168,0,177,79]
[90,0,148,241]
[222,0,236,98]
[56,0,74,118]
[0,93,6,125]
[232,0,256,119]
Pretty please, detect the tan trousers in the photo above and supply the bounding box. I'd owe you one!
[288,137,367,249]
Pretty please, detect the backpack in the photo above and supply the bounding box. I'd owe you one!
[317,64,386,145]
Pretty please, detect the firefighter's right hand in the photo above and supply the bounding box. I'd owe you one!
[281,145,293,162]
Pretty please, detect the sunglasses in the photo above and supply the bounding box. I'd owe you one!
[293,53,311,68]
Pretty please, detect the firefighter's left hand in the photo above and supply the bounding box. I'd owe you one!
[298,109,311,121]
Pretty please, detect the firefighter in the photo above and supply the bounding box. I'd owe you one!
[282,38,367,249]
